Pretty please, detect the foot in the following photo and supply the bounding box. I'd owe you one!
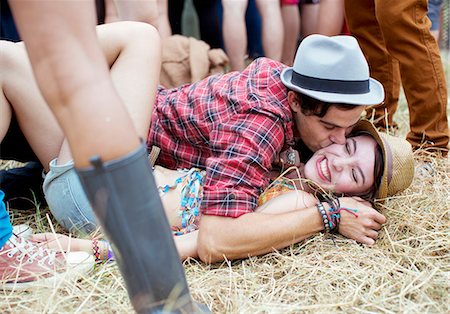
[0,234,94,290]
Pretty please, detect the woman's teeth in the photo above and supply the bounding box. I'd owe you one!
[320,158,331,181]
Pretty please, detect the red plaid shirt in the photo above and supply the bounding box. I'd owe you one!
[147,58,295,217]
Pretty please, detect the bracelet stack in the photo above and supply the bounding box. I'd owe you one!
[317,197,360,236]
[92,239,115,262]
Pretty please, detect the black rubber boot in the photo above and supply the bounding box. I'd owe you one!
[76,144,204,313]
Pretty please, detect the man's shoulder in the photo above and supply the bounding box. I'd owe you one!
[246,57,286,77]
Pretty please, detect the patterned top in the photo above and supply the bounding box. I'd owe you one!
[147,58,295,218]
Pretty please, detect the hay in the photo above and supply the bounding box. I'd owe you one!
[1,56,449,314]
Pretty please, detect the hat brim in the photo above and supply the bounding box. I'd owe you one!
[280,68,385,106]
[351,120,388,199]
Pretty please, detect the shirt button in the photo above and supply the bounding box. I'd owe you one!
[228,193,236,200]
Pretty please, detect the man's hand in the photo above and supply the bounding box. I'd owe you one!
[337,197,386,246]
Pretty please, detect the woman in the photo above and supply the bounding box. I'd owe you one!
[32,121,414,261]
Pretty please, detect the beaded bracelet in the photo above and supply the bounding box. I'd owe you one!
[316,202,331,234]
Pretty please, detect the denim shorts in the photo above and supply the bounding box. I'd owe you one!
[428,0,443,30]
[43,159,97,235]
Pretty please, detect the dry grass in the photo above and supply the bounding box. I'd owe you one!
[1,55,449,314]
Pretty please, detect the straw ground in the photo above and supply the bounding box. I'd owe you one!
[1,55,449,314]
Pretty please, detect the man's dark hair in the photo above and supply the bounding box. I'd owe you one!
[297,92,358,117]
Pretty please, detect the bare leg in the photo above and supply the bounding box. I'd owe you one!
[256,0,284,61]
[300,3,319,37]
[317,0,345,36]
[157,0,172,39]
[222,0,248,71]
[281,4,300,65]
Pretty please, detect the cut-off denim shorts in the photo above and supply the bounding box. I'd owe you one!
[43,159,97,235]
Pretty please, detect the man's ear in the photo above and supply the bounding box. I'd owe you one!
[287,91,301,113]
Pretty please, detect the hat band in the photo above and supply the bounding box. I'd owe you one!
[292,71,370,94]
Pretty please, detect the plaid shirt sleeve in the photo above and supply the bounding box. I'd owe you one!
[201,112,286,218]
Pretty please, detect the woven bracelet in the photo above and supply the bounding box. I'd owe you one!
[326,198,341,233]
[92,239,101,262]
[316,202,331,234]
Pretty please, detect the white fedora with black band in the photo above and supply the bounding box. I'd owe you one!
[281,34,384,105]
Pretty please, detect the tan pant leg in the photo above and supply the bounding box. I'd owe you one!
[345,0,400,129]
[377,0,449,150]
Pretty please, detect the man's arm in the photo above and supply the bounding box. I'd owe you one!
[197,196,385,263]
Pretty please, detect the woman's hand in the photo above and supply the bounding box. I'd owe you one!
[337,197,386,246]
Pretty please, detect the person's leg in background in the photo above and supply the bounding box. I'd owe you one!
[317,0,345,35]
[281,0,300,65]
[246,0,264,59]
[255,0,284,62]
[222,0,248,70]
[157,0,172,39]
[375,0,449,151]
[0,0,20,41]
[9,1,199,312]
[168,0,185,35]
[345,0,401,131]
[194,0,223,49]
[298,0,320,38]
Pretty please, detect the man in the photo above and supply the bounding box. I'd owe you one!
[146,34,386,262]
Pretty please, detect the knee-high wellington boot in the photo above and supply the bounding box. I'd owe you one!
[76,144,207,313]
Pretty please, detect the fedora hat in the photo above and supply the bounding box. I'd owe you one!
[352,120,414,199]
[281,34,384,105]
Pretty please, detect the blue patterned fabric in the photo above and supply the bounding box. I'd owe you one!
[0,190,13,248]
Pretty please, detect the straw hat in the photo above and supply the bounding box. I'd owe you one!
[352,120,414,199]
[280,34,384,105]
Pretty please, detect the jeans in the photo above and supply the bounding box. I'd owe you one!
[43,159,97,235]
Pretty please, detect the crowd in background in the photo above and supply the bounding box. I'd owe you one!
[2,0,447,63]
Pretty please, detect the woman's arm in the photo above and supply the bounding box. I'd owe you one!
[31,231,199,262]
[198,196,385,263]
[31,233,92,254]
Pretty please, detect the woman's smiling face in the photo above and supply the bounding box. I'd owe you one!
[303,135,378,195]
